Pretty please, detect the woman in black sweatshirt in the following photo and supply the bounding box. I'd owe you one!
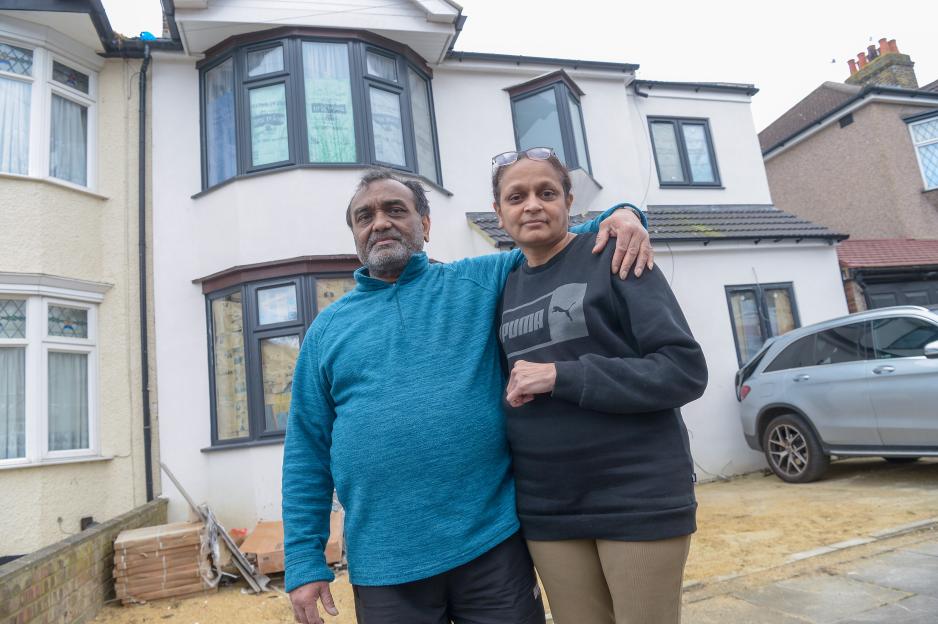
[491,147,708,624]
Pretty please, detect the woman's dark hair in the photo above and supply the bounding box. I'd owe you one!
[491,153,572,204]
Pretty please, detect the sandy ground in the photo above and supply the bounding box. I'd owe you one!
[91,458,938,624]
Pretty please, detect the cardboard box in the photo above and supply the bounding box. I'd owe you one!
[240,521,285,575]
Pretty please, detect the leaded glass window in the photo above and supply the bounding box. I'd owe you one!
[910,117,938,190]
[0,299,26,339]
[0,43,32,76]
[48,305,88,338]
[52,61,89,94]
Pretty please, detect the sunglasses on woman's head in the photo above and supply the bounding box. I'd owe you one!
[491,147,555,168]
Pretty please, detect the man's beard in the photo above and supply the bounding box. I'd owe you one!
[358,224,425,278]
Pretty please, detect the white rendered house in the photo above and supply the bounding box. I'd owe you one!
[150,0,847,527]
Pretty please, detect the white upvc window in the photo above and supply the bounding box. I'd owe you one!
[0,33,97,190]
[0,292,99,467]
[910,116,938,191]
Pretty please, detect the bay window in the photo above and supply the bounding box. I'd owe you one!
[0,291,98,466]
[204,262,358,447]
[0,37,96,189]
[199,33,441,190]
[508,71,592,174]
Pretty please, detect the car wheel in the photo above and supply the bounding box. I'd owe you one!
[762,414,829,483]
[884,457,920,464]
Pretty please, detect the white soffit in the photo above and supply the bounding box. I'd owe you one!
[0,10,102,51]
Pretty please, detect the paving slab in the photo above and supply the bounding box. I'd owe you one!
[734,575,910,623]
[841,550,938,598]
[905,541,938,558]
[683,595,807,624]
[833,594,938,623]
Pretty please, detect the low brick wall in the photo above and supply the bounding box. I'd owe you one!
[0,498,168,624]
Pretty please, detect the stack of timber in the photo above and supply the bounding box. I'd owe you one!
[113,522,216,604]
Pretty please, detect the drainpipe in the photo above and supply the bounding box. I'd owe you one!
[139,45,154,502]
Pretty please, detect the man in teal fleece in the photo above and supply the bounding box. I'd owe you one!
[283,168,651,624]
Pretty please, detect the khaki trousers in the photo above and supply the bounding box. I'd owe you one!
[527,535,691,624]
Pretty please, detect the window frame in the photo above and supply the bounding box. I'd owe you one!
[509,79,593,174]
[648,116,721,188]
[908,115,938,191]
[0,292,99,468]
[871,315,938,360]
[0,34,98,190]
[198,32,442,191]
[725,283,801,367]
[204,269,357,448]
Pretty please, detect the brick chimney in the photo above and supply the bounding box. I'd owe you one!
[846,37,917,89]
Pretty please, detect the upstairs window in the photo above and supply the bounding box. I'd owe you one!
[199,34,441,190]
[508,71,592,173]
[909,116,938,191]
[649,117,720,187]
[0,39,95,188]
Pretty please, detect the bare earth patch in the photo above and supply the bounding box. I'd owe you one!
[90,458,938,624]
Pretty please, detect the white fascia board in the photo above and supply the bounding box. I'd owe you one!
[659,239,835,254]
[409,0,460,23]
[763,94,938,161]
[174,0,209,8]
[436,59,634,83]
[635,86,752,105]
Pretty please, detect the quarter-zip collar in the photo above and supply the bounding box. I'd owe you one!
[354,252,429,291]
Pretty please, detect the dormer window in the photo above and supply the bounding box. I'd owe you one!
[507,70,592,174]
[199,33,441,190]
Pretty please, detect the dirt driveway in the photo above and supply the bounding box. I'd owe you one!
[91,458,938,624]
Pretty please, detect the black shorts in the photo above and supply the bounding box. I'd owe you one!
[352,532,545,624]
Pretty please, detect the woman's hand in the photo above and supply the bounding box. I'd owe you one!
[506,360,557,407]
[593,208,654,278]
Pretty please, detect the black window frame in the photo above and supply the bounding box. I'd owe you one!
[725,283,801,366]
[205,271,356,448]
[198,32,443,191]
[508,76,593,174]
[648,116,721,188]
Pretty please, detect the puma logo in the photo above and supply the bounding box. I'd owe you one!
[551,302,576,322]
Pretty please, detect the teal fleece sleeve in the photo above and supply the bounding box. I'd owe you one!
[282,328,337,591]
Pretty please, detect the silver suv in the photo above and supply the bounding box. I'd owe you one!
[736,305,938,482]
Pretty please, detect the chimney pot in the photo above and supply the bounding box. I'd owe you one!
[858,52,868,68]
[847,58,858,75]
[867,44,878,60]
[888,39,899,54]
[878,37,889,55]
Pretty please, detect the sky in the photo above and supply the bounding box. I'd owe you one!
[102,0,938,132]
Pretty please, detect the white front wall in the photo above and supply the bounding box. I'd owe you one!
[152,33,833,527]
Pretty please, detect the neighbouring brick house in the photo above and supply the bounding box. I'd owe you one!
[760,38,938,311]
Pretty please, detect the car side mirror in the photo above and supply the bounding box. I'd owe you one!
[925,340,938,359]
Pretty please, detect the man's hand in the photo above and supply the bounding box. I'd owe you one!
[593,208,654,278]
[290,581,338,624]
[506,361,557,407]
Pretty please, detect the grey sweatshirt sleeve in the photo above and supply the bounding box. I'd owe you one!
[551,266,708,414]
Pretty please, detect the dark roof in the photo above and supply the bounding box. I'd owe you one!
[759,82,938,155]
[445,50,638,73]
[759,82,860,152]
[466,205,846,248]
[837,239,938,269]
[922,78,938,93]
[633,79,758,96]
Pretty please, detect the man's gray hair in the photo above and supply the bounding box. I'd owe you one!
[346,168,430,227]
